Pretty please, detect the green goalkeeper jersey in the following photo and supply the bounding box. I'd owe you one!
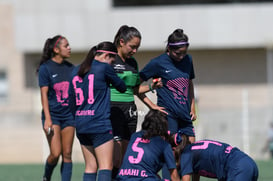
[110,56,140,102]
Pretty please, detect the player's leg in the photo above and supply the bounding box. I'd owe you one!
[121,140,129,162]
[95,133,114,181]
[112,138,122,178]
[110,104,126,178]
[178,121,195,143]
[60,125,75,181]
[81,144,98,181]
[162,115,178,180]
[43,125,62,181]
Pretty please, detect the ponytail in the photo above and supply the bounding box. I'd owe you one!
[77,41,117,78]
[77,46,97,78]
[37,35,63,72]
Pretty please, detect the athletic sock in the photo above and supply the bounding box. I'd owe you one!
[61,162,72,181]
[98,169,112,181]
[83,172,97,181]
[43,161,57,181]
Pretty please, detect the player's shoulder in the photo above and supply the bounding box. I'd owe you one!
[40,60,51,67]
[93,60,114,74]
[38,61,50,73]
[151,136,171,147]
[150,53,169,64]
[132,131,143,138]
[126,57,139,70]
[93,59,107,67]
[71,65,80,76]
[184,54,193,63]
[151,53,166,60]
[63,60,75,68]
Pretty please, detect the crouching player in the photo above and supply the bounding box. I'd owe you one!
[171,130,259,181]
[116,110,180,181]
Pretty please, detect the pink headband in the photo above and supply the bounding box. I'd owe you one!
[54,36,63,49]
[174,133,179,146]
[96,50,117,55]
[168,41,189,46]
[174,130,183,146]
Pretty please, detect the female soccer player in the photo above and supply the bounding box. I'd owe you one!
[171,131,259,181]
[139,28,196,180]
[139,28,196,142]
[116,110,180,181]
[110,25,165,178]
[69,41,126,181]
[38,35,75,181]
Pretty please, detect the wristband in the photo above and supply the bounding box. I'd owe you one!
[149,83,154,93]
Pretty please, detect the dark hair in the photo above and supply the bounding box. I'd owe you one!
[37,35,64,72]
[113,25,141,47]
[169,131,191,170]
[141,110,169,140]
[77,41,117,78]
[166,29,189,52]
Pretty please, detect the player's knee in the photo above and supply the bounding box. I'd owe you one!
[50,150,61,160]
[85,162,98,172]
[48,154,60,163]
[62,150,72,161]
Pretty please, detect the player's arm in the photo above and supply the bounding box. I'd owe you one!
[40,86,52,134]
[106,65,127,93]
[134,78,167,114]
[189,79,196,121]
[169,168,180,181]
[135,91,168,114]
[182,174,191,181]
[136,78,163,94]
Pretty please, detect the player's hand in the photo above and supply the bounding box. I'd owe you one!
[44,119,53,135]
[151,78,163,89]
[152,105,168,115]
[190,111,197,121]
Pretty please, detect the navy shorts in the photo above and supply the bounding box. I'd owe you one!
[226,150,259,181]
[42,118,75,130]
[76,131,113,148]
[110,101,137,141]
[167,114,195,136]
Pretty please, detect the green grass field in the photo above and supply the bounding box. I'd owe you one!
[0,160,272,181]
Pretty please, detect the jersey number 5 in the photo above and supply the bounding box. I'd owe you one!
[128,137,145,164]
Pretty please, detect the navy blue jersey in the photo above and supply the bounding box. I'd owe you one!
[69,60,126,134]
[38,59,74,121]
[180,139,258,180]
[139,53,195,122]
[117,131,176,181]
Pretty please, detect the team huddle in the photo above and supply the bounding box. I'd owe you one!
[38,25,259,181]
